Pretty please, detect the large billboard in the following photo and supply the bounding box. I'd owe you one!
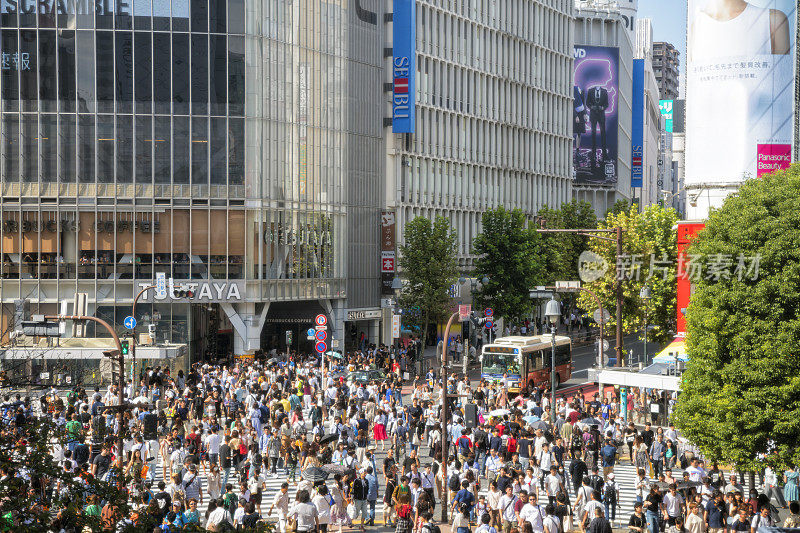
[392,0,416,134]
[686,0,797,185]
[573,45,620,184]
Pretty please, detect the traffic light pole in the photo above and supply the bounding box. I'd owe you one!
[537,227,625,367]
[131,285,156,385]
[44,314,126,475]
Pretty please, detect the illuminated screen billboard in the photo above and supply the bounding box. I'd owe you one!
[573,45,620,185]
[686,0,797,185]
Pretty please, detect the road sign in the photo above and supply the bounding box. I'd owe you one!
[307,328,315,337]
[555,280,581,292]
[598,339,610,352]
[485,320,494,329]
[315,330,327,342]
[484,308,493,317]
[315,314,327,327]
[123,316,137,330]
[593,308,611,325]
[315,341,327,353]
[391,314,401,339]
[315,325,328,331]
[458,304,471,321]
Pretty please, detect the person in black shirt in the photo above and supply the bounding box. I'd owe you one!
[628,502,646,533]
[91,446,112,480]
[570,456,588,495]
[153,481,172,521]
[640,424,654,449]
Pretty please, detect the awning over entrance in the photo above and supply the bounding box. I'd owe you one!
[653,338,688,363]
[264,301,329,324]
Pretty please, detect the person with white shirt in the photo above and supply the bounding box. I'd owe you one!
[686,459,707,483]
[498,485,518,531]
[312,485,333,533]
[520,492,546,532]
[543,504,561,533]
[268,482,291,533]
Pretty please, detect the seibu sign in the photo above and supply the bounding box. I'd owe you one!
[2,0,135,15]
[139,281,243,302]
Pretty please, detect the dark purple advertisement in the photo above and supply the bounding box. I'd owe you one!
[573,45,619,185]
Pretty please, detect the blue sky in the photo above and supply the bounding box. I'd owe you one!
[638,0,688,96]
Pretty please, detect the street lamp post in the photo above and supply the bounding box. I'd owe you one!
[44,314,126,475]
[640,285,651,366]
[439,310,460,523]
[545,298,560,425]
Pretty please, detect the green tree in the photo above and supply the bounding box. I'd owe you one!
[472,207,546,323]
[605,199,630,219]
[577,204,678,346]
[673,165,800,472]
[538,200,598,284]
[0,415,133,532]
[398,216,459,349]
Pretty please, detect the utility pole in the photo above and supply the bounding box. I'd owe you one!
[537,227,626,367]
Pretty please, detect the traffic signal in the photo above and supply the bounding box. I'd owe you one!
[120,339,129,355]
[172,286,195,298]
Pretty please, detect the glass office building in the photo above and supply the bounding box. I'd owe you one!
[0,0,385,360]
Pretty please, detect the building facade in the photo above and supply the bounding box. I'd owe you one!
[572,0,634,216]
[652,41,679,101]
[635,19,663,208]
[386,0,575,279]
[0,0,385,364]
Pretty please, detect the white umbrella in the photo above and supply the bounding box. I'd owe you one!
[489,409,510,417]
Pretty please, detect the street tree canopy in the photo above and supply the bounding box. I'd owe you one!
[674,165,800,471]
[398,216,459,349]
[473,207,546,322]
[577,204,678,347]
[538,200,598,284]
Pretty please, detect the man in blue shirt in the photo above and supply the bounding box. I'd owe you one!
[600,439,617,479]
[452,480,475,515]
[704,491,727,533]
[366,466,379,526]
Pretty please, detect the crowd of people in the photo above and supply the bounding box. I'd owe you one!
[1,343,799,533]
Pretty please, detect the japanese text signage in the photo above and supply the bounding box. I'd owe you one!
[392,0,416,133]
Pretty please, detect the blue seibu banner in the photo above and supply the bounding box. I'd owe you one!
[392,0,416,133]
[631,59,644,188]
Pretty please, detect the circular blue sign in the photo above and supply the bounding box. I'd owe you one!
[307,328,315,337]
[315,341,327,353]
[315,330,327,342]
[123,316,137,330]
[484,308,494,317]
[485,320,494,329]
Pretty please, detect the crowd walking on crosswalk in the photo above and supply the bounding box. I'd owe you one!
[2,345,800,532]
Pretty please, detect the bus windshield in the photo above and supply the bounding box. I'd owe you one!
[482,351,520,376]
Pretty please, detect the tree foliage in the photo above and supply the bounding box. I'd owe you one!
[538,200,598,284]
[398,216,459,349]
[673,165,800,472]
[577,204,678,346]
[472,207,546,322]
[0,415,132,532]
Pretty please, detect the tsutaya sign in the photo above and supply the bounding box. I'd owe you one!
[138,281,243,302]
[1,0,138,15]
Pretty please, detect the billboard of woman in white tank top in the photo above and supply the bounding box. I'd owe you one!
[686,0,796,188]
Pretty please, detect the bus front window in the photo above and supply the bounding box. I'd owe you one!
[482,352,521,376]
